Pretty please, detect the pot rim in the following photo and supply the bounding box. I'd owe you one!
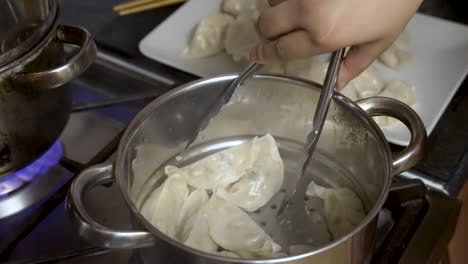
[115,74,393,263]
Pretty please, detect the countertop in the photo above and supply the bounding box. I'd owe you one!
[59,0,468,195]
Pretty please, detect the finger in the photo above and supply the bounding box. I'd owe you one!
[257,0,300,39]
[336,39,392,90]
[250,30,334,63]
[268,0,286,6]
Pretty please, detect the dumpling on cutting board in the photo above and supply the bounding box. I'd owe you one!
[394,30,411,50]
[204,195,283,258]
[306,181,366,239]
[284,57,316,78]
[184,13,233,58]
[224,15,263,61]
[373,80,416,127]
[223,0,269,19]
[260,62,285,75]
[347,66,385,99]
[378,31,412,69]
[340,85,360,101]
[378,45,412,69]
[379,80,416,105]
[140,173,189,239]
[296,61,328,84]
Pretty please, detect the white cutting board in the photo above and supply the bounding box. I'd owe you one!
[139,0,468,146]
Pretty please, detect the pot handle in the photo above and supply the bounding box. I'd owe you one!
[13,25,97,90]
[67,162,155,249]
[356,97,427,175]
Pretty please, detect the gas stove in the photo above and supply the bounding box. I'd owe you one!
[0,51,462,264]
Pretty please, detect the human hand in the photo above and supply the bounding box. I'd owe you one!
[249,0,422,89]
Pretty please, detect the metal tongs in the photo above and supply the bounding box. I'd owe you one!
[184,62,263,149]
[277,48,346,215]
[185,48,345,208]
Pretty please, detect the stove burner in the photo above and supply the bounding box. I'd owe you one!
[0,141,63,197]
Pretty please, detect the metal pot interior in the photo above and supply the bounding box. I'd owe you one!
[117,74,392,257]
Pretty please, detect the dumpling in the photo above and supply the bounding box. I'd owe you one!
[394,30,411,50]
[378,80,416,105]
[260,63,285,75]
[140,173,189,239]
[340,85,360,101]
[373,80,416,127]
[224,15,263,61]
[223,0,269,19]
[284,57,316,78]
[378,31,412,69]
[165,141,255,190]
[184,13,233,58]
[177,190,218,252]
[215,134,284,212]
[347,66,385,99]
[306,181,366,239]
[165,134,284,213]
[297,61,328,84]
[204,196,283,258]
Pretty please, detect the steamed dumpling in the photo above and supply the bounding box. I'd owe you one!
[165,134,284,213]
[336,66,385,102]
[306,181,366,239]
[204,196,283,258]
[378,45,411,69]
[297,61,328,84]
[340,85,360,101]
[378,31,412,69]
[284,57,316,78]
[223,0,269,19]
[378,80,416,105]
[164,139,257,190]
[347,66,385,99]
[373,80,416,127]
[140,173,189,238]
[260,63,285,75]
[394,30,411,50]
[185,13,233,58]
[177,190,218,252]
[224,15,263,61]
[216,134,284,212]
[378,30,412,69]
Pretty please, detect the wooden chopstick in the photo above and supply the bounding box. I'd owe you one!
[113,0,160,12]
[115,0,186,16]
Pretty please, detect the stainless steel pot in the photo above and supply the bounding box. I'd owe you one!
[0,0,96,176]
[67,75,426,263]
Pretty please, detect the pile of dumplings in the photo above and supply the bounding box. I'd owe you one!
[139,133,368,259]
[185,0,417,128]
[184,0,268,61]
[140,134,286,258]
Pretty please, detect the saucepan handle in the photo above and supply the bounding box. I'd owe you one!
[13,25,97,90]
[356,97,427,175]
[66,162,155,249]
